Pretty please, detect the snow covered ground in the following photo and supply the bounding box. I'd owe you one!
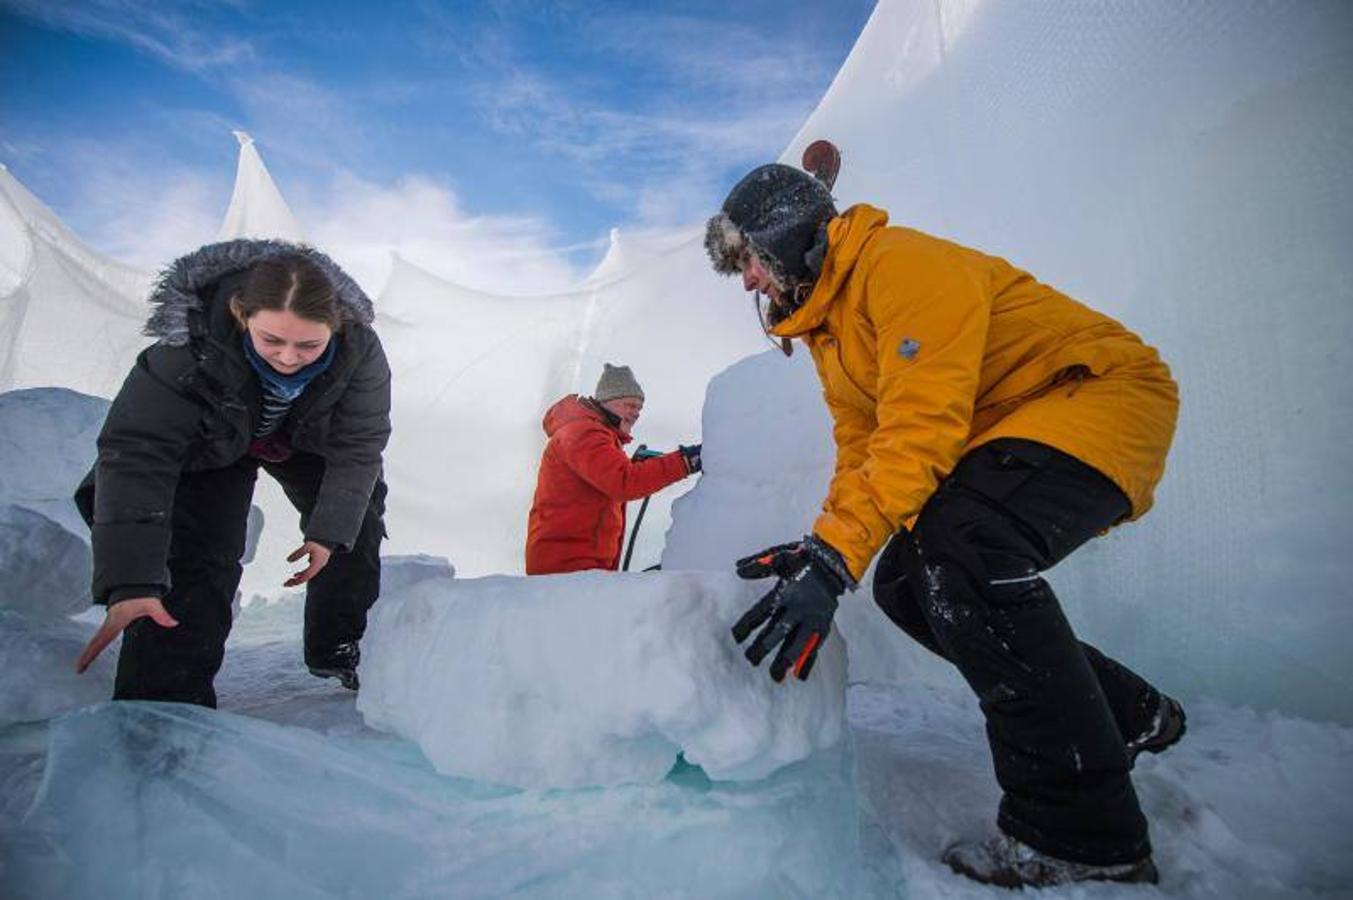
[2,591,1350,899]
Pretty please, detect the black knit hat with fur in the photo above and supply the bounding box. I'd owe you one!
[704,163,838,297]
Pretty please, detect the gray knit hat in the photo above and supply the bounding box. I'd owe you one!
[595,363,644,402]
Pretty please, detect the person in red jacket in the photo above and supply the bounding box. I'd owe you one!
[526,364,700,574]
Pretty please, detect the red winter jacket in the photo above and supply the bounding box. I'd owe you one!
[526,395,690,574]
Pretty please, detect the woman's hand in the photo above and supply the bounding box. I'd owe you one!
[284,541,332,588]
[75,597,178,674]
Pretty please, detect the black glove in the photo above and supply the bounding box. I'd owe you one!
[632,444,665,461]
[679,443,702,473]
[734,541,807,580]
[730,536,853,682]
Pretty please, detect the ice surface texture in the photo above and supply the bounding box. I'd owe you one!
[0,387,264,601]
[0,387,107,539]
[358,569,846,788]
[4,701,867,900]
[0,505,90,621]
[0,610,112,726]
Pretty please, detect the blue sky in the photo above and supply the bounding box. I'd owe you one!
[0,1,873,284]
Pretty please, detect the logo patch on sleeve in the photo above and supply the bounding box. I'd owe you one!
[898,338,921,360]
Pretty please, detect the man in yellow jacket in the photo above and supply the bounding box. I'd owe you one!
[705,163,1183,888]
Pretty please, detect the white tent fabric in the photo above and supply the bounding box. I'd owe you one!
[370,235,766,576]
[582,227,694,288]
[0,165,149,396]
[215,131,305,244]
[373,254,591,576]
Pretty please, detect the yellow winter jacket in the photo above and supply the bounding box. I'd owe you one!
[772,205,1179,581]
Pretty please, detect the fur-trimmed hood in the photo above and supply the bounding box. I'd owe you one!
[143,239,375,346]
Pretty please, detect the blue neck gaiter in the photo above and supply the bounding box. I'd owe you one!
[242,333,338,400]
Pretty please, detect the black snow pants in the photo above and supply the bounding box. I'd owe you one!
[872,438,1160,866]
[112,451,386,708]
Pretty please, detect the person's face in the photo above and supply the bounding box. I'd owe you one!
[245,309,332,374]
[601,396,643,436]
[739,252,782,305]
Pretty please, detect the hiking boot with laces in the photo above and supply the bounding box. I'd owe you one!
[943,834,1158,888]
[1126,692,1186,767]
[307,641,360,691]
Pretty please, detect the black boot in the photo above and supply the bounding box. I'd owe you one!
[1126,693,1187,767]
[307,641,360,691]
[943,834,1158,888]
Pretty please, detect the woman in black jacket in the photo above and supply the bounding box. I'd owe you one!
[73,239,392,706]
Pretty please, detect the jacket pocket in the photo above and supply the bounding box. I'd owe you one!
[815,333,874,413]
[948,439,1053,504]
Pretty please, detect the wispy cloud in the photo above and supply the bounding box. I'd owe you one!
[0,136,45,168]
[6,1,865,279]
[33,135,591,295]
[471,68,816,227]
[51,140,225,270]
[581,12,838,99]
[300,171,588,296]
[446,7,836,229]
[227,72,373,172]
[1,0,254,72]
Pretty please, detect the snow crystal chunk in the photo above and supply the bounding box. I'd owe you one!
[357,570,846,788]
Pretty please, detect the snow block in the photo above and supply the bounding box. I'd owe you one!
[358,570,847,788]
[0,387,107,537]
[663,350,946,690]
[0,504,91,620]
[0,386,264,582]
[0,610,113,726]
[380,553,454,595]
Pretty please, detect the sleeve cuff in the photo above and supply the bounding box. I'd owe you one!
[106,584,166,606]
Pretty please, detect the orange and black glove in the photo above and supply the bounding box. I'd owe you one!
[734,540,807,580]
[731,536,854,682]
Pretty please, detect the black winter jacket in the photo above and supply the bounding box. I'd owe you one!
[75,240,391,605]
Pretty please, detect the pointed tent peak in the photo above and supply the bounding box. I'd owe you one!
[584,228,627,285]
[377,250,495,323]
[583,225,699,287]
[216,132,306,244]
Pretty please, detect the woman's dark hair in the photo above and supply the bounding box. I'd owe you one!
[231,254,344,331]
